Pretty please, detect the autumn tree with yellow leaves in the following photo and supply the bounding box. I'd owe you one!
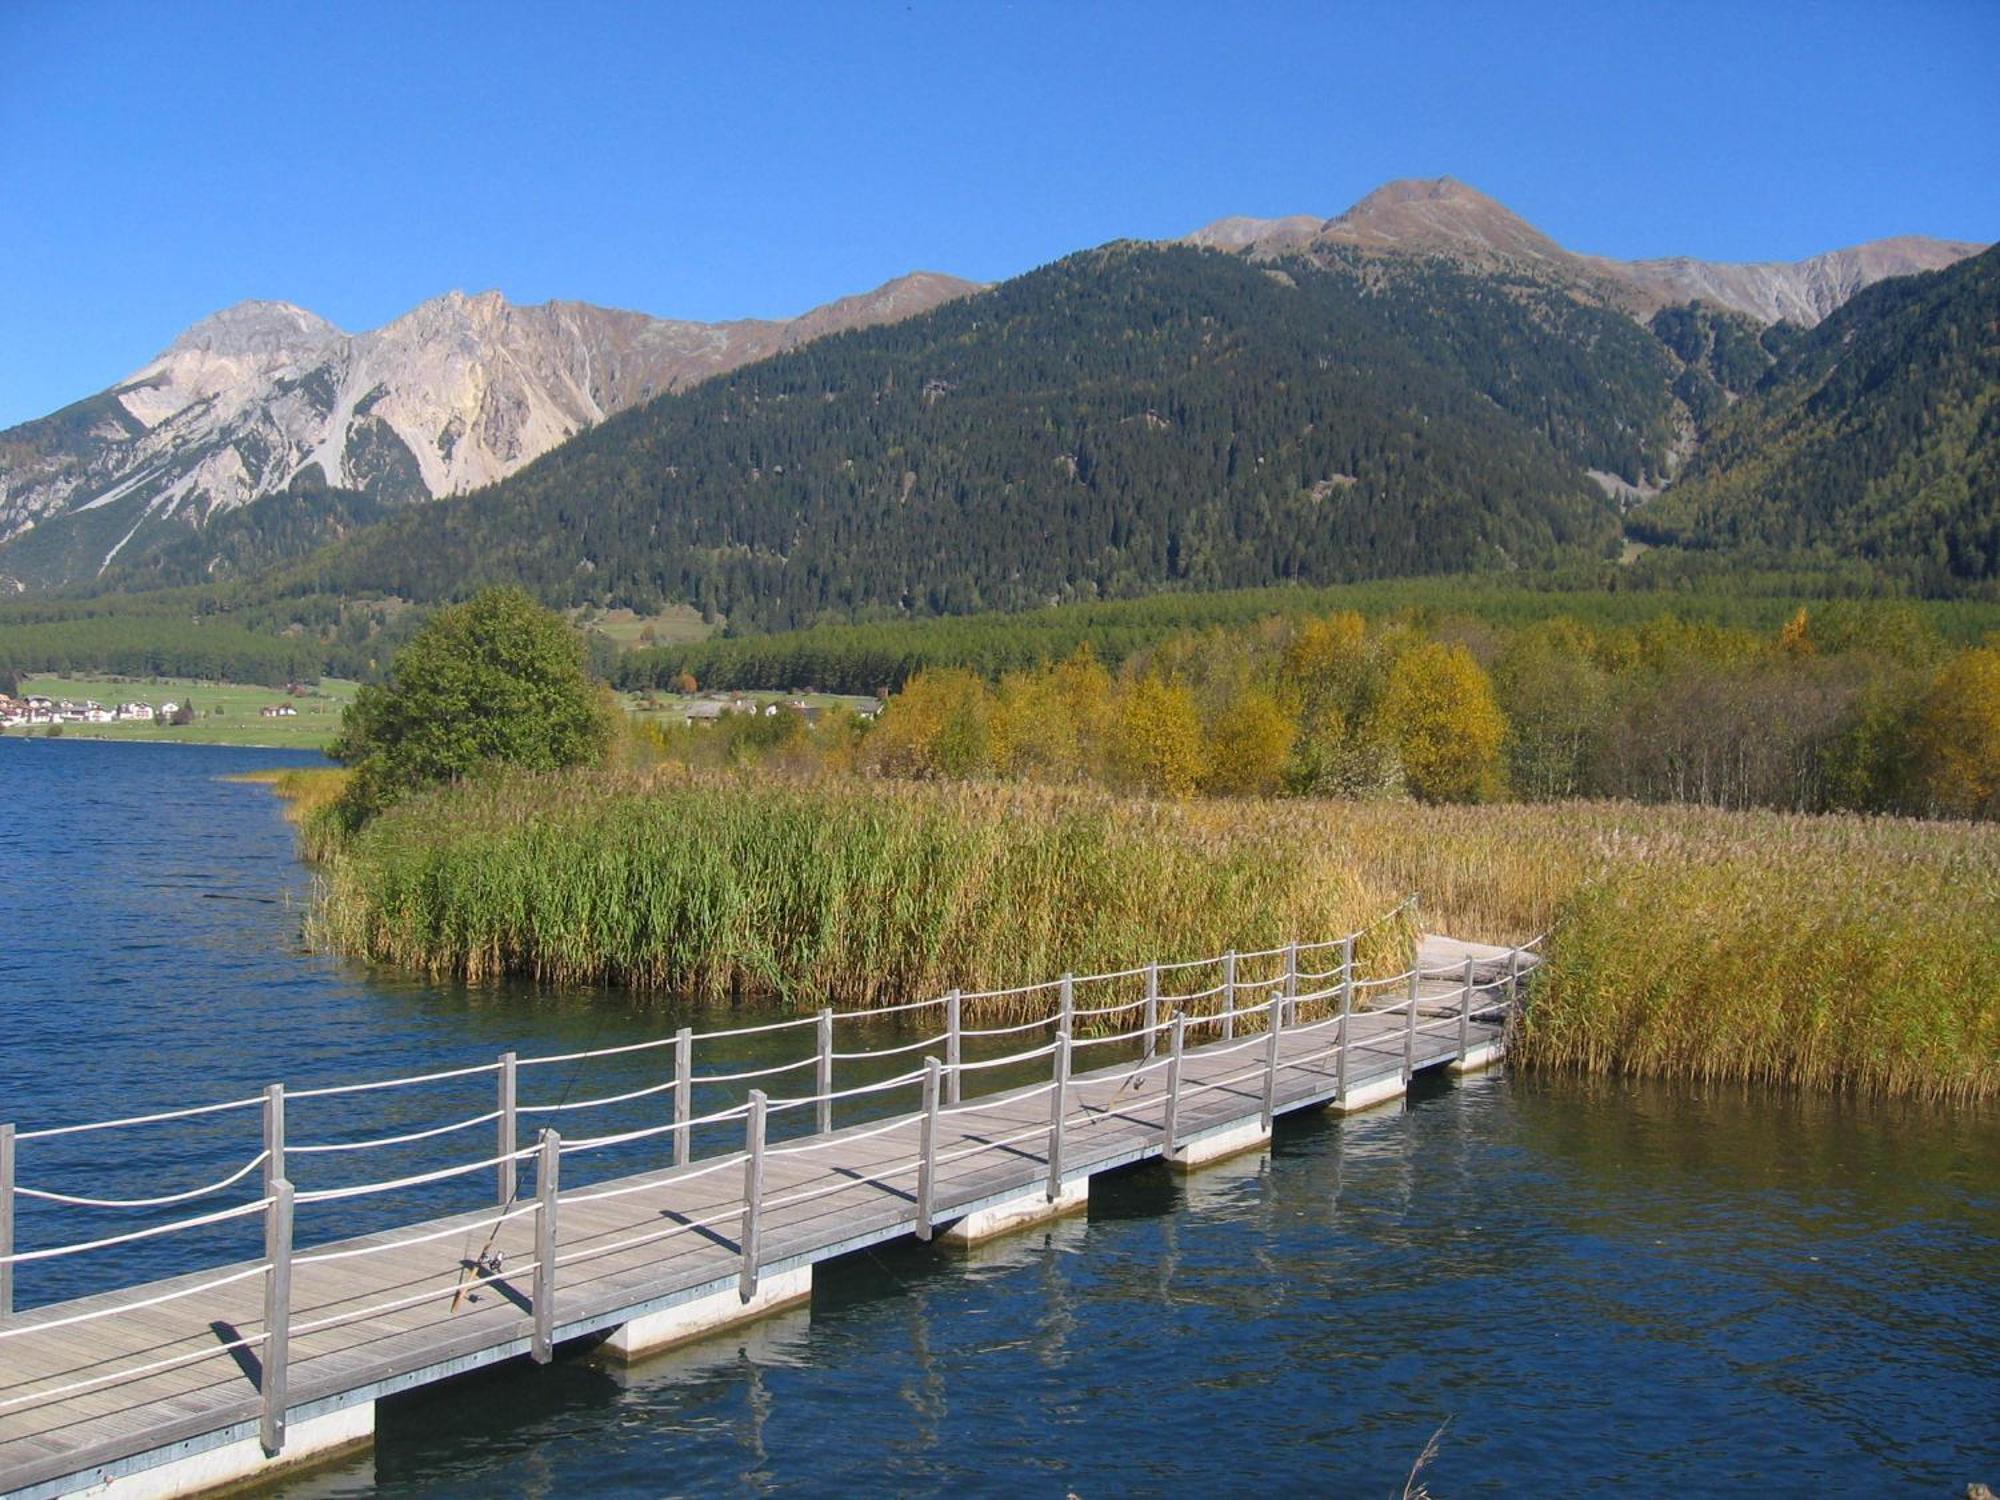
[1376,641,1507,802]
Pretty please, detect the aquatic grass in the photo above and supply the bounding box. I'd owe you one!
[1298,799,2000,1102]
[310,770,1403,1021]
[296,768,2000,1100]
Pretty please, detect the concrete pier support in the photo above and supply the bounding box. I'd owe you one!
[1448,1041,1505,1075]
[937,1178,1088,1247]
[1166,1119,1270,1172]
[1326,1074,1408,1115]
[78,1403,373,1500]
[600,1267,812,1362]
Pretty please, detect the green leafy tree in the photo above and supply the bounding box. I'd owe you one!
[1492,621,1611,800]
[332,587,616,824]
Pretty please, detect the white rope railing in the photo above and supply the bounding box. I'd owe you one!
[291,1112,502,1156]
[14,1094,265,1142]
[14,1152,269,1208]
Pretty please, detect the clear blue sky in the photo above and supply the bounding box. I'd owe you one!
[2,0,1994,428]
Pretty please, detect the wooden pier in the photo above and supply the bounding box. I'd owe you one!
[0,923,1534,1499]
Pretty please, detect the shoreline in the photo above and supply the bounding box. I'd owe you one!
[1,729,333,752]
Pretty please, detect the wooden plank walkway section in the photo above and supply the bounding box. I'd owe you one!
[0,925,1535,1499]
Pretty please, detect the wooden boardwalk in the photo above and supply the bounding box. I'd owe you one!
[0,928,1530,1499]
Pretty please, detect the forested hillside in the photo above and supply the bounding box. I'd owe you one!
[1633,245,1999,585]
[292,245,1672,628]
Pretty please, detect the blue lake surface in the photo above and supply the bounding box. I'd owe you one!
[1,737,1995,1495]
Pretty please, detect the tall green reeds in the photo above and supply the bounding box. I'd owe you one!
[310,769,1404,1015]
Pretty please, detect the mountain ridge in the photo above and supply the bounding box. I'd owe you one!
[0,272,982,588]
[1187,176,1984,325]
[2,176,1987,596]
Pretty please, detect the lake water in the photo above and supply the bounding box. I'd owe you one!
[2,738,1995,1495]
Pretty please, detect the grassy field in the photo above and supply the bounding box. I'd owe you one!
[574,605,715,651]
[9,675,356,750]
[289,768,1999,1101]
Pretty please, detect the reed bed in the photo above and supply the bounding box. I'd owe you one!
[308,769,1409,1022]
[290,770,2000,1100]
[1298,800,2000,1102]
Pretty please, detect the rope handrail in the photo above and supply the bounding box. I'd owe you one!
[760,1064,931,1113]
[522,1079,679,1116]
[0,1196,272,1269]
[289,1263,511,1342]
[556,1099,755,1156]
[561,1149,749,1203]
[293,1203,539,1266]
[0,1329,268,1413]
[14,1093,265,1142]
[760,1111,924,1161]
[685,1054,820,1086]
[829,1030,950,1061]
[290,1058,502,1100]
[833,992,949,1019]
[948,1039,1063,1074]
[293,1148,535,1206]
[291,1111,502,1156]
[0,1262,269,1341]
[958,1013,1061,1039]
[14,1151,270,1208]
[514,1033,679,1068]
[936,1077,1061,1119]
[0,1262,268,1341]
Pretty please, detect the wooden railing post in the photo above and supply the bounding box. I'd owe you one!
[1337,937,1354,1102]
[1458,956,1475,1062]
[1,1121,16,1318]
[1046,1029,1071,1201]
[498,1051,518,1206]
[1223,951,1237,1040]
[1059,973,1074,1036]
[946,989,963,1106]
[816,1008,834,1136]
[1262,976,1285,1133]
[673,1026,692,1168]
[260,1177,294,1455]
[262,1083,285,1196]
[532,1130,560,1363]
[1509,947,1522,1006]
[916,1057,941,1241]
[1163,1013,1185,1155]
[1284,941,1299,1026]
[1143,962,1160,1061]
[739,1091,767,1302]
[1404,968,1419,1082]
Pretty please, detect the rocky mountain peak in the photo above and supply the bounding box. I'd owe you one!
[0,270,982,588]
[1319,176,1570,263]
[1183,176,1987,327]
[164,300,344,358]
